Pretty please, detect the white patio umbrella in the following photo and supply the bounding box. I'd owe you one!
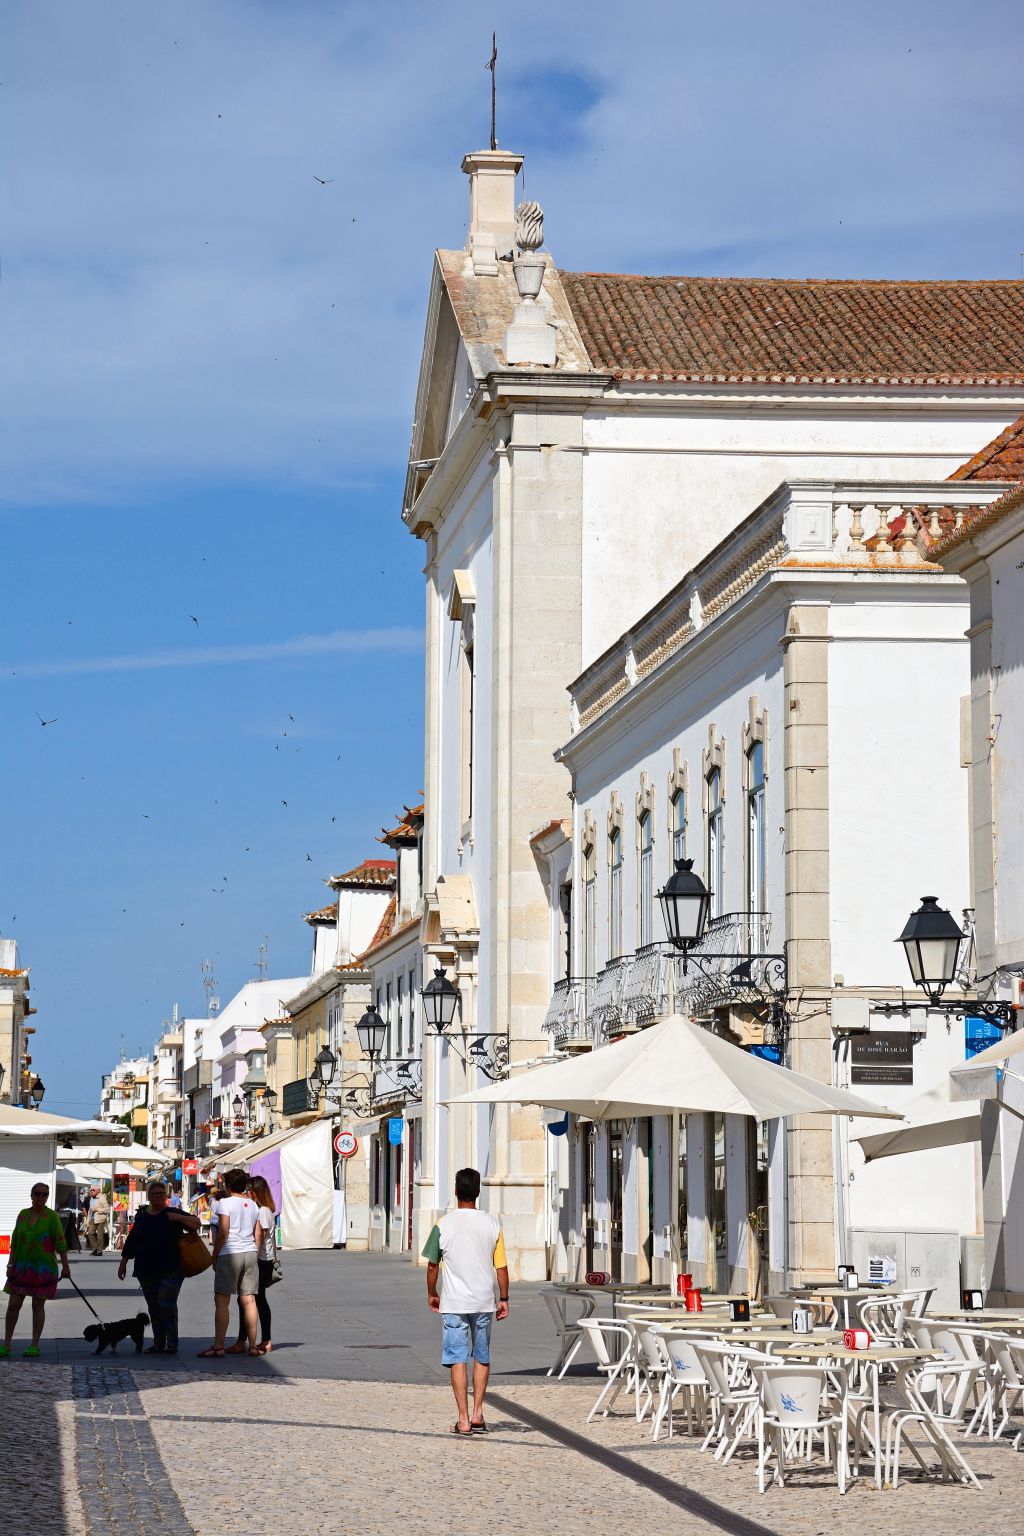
[446,1014,903,1121]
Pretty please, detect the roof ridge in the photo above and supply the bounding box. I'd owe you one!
[949,412,1024,482]
[561,271,1024,289]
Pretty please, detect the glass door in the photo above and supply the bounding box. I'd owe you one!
[711,1113,728,1293]
[608,1121,624,1278]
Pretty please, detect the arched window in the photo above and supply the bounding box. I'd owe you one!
[706,768,723,919]
[746,740,766,916]
[638,811,653,947]
[609,827,623,959]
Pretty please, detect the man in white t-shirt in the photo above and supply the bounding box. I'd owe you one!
[423,1167,509,1436]
[199,1167,259,1357]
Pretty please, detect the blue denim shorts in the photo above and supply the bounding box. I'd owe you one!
[441,1311,492,1366]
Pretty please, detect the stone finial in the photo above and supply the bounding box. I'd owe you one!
[514,200,544,253]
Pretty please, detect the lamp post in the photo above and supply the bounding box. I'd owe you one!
[355,1005,387,1062]
[656,859,712,962]
[30,1076,45,1108]
[261,1084,276,1133]
[421,968,461,1033]
[419,966,508,1080]
[314,1044,338,1088]
[897,896,963,1005]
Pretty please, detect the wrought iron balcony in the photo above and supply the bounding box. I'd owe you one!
[588,956,633,1041]
[621,942,677,1027]
[543,978,591,1048]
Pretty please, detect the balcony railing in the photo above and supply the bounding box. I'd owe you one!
[543,978,592,1048]
[621,942,677,1027]
[678,911,777,1018]
[588,956,633,1040]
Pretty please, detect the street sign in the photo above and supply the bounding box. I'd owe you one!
[182,1158,198,1175]
[388,1117,404,1146]
[335,1131,358,1159]
[850,1031,914,1086]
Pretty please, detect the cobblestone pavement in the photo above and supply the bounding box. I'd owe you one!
[3,1251,1024,1535]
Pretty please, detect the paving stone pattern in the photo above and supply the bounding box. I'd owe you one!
[4,1251,1024,1535]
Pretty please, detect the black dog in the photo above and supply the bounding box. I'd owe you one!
[83,1312,149,1355]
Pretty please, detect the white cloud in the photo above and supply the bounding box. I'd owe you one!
[2,0,1020,503]
[5,627,422,678]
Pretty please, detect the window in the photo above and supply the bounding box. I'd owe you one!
[396,973,404,1056]
[385,981,393,1058]
[671,789,686,865]
[747,740,766,916]
[409,969,418,1055]
[460,612,475,827]
[707,769,723,918]
[609,828,623,960]
[638,811,653,947]
[583,841,597,981]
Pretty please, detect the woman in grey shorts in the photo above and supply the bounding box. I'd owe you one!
[198,1166,260,1358]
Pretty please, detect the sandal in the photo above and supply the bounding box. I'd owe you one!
[450,1422,473,1436]
[197,1346,225,1358]
[247,1346,263,1356]
[0,1344,9,1358]
[470,1419,488,1433]
[224,1342,248,1354]
[22,1345,41,1358]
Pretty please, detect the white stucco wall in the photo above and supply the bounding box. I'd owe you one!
[988,523,1024,966]
[580,404,1018,667]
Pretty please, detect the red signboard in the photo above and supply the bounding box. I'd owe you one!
[335,1131,358,1159]
[182,1159,199,1175]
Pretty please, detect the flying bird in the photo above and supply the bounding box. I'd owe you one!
[306,853,313,862]
[289,714,295,722]
[331,816,336,824]
[313,175,334,186]
[189,615,199,626]
[281,800,288,807]
[36,713,57,727]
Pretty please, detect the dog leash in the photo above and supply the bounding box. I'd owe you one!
[66,1275,105,1324]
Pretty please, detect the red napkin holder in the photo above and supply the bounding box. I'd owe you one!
[585,1271,609,1286]
[676,1271,694,1296]
[843,1327,871,1350]
[684,1287,703,1312]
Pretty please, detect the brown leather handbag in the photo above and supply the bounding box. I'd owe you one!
[178,1231,213,1278]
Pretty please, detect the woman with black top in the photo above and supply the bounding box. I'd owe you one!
[226,1174,277,1355]
[118,1180,201,1353]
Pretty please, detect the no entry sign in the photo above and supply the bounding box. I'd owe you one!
[335,1130,358,1159]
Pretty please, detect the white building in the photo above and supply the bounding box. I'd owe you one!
[929,421,1024,1302]
[211,978,305,1146]
[546,471,1011,1301]
[400,144,1024,1277]
[150,1013,184,1158]
[98,1054,150,1139]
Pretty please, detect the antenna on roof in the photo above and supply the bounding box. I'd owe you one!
[118,1035,126,1063]
[202,958,220,1018]
[485,33,497,151]
[255,936,269,981]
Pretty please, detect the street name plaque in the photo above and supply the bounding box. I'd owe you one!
[850,1031,914,1086]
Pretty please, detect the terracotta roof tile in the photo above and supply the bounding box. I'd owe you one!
[949,413,1024,481]
[378,801,425,846]
[357,894,397,957]
[922,482,1024,559]
[559,272,1024,386]
[327,858,396,891]
[302,901,337,926]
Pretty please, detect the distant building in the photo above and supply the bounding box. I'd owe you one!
[0,938,33,1107]
[98,1054,151,1142]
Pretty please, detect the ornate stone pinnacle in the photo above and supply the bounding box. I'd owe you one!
[514,200,544,253]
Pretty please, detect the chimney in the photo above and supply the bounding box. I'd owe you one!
[462,149,523,275]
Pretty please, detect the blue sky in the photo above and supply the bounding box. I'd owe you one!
[2,0,1021,1115]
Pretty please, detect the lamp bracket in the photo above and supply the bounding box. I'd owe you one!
[440,1030,509,1082]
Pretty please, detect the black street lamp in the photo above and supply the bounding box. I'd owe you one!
[355,1006,387,1062]
[30,1076,45,1107]
[262,1086,277,1111]
[314,1044,338,1087]
[421,967,460,1034]
[898,896,963,1004]
[657,859,712,955]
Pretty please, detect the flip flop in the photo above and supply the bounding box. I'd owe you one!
[470,1420,488,1433]
[197,1346,225,1358]
[450,1423,473,1436]
[22,1346,41,1358]
[0,1344,10,1358]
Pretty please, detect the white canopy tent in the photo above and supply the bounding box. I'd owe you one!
[447,1014,903,1121]
[0,1107,132,1251]
[57,1142,172,1184]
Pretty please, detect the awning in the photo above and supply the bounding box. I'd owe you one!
[853,1080,980,1163]
[0,1106,132,1146]
[446,1014,903,1121]
[214,1123,317,1169]
[55,1141,172,1170]
[855,1027,1024,1162]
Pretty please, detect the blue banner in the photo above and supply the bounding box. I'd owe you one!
[387,1116,404,1146]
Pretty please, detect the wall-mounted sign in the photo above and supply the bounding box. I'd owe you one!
[335,1131,358,1159]
[388,1117,404,1146]
[182,1158,199,1175]
[850,1031,914,1086]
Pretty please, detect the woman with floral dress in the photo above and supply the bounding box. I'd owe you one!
[2,1182,71,1357]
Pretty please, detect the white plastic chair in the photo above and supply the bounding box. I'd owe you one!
[652,1329,711,1441]
[754,1365,849,1494]
[577,1318,635,1423]
[542,1289,588,1378]
[691,1339,769,1463]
